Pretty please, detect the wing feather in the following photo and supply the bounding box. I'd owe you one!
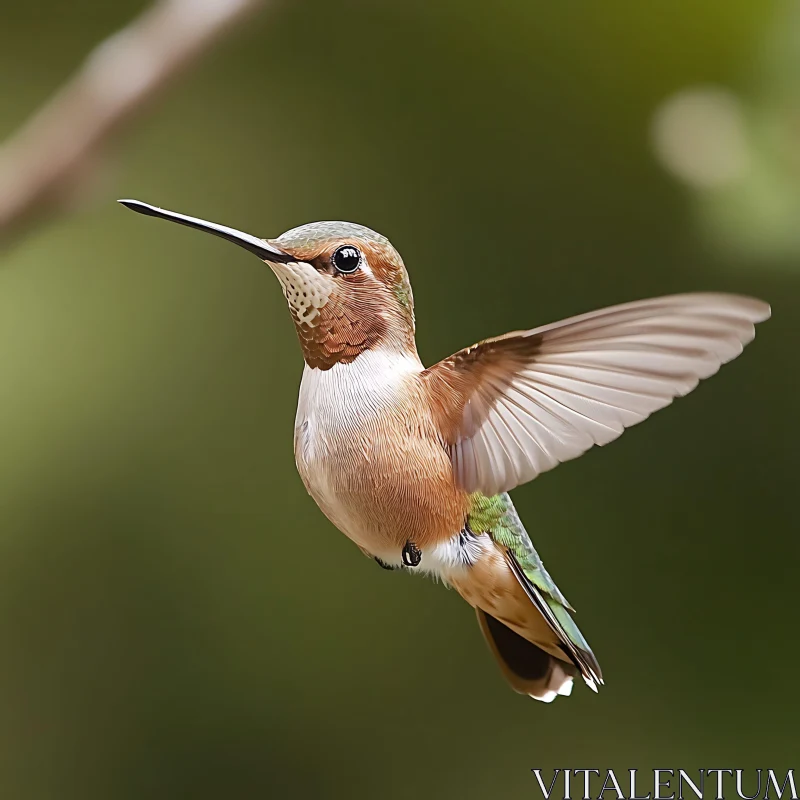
[423,293,770,496]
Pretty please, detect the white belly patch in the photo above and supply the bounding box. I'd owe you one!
[294,347,424,548]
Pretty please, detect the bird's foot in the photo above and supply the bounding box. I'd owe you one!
[401,540,422,567]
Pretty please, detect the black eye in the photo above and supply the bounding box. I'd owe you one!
[331,245,362,274]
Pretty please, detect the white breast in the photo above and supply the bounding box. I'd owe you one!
[294,347,424,547]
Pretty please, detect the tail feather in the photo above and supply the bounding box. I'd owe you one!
[506,551,604,691]
[476,609,576,703]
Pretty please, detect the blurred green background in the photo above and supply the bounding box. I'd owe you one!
[0,1,797,798]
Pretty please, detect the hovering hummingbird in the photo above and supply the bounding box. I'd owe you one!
[120,198,770,702]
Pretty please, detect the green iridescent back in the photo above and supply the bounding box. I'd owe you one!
[468,491,599,677]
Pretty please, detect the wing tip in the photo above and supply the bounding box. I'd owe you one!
[722,294,771,323]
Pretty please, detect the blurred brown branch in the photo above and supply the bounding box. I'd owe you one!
[0,0,268,244]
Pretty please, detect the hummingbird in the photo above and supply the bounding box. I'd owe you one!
[120,199,770,703]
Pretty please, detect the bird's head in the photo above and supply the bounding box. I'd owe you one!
[120,200,416,369]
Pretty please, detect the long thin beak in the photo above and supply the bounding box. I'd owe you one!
[118,199,295,263]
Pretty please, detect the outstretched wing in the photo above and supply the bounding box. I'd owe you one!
[423,293,770,496]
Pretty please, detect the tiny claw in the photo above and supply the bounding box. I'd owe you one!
[401,541,422,567]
